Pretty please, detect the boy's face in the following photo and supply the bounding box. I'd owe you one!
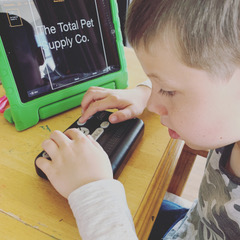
[135,42,240,150]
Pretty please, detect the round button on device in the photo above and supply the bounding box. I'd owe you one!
[100,121,110,129]
[42,151,50,159]
[79,127,90,135]
[77,119,86,126]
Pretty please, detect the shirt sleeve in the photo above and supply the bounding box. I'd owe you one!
[137,79,152,89]
[68,179,138,240]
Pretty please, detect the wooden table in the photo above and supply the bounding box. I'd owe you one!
[0,48,184,240]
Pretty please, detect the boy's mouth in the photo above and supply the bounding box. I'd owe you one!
[168,128,180,139]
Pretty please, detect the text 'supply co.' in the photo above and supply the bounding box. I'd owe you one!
[37,19,95,51]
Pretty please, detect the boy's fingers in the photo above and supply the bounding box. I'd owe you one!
[109,107,137,123]
[42,139,59,160]
[81,87,109,111]
[36,157,53,177]
[79,98,116,123]
[80,104,137,125]
[50,130,71,147]
[64,128,86,141]
[87,134,102,148]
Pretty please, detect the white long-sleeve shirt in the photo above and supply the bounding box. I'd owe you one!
[68,179,138,240]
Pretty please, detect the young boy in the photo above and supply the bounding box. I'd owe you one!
[36,0,240,239]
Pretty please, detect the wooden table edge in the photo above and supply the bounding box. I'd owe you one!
[133,139,184,239]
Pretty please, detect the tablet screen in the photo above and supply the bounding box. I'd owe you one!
[0,0,121,103]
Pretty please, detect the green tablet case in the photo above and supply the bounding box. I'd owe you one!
[0,0,127,131]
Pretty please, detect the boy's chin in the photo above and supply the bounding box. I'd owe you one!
[168,129,210,151]
[184,142,210,151]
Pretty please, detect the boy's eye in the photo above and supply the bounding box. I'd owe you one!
[159,89,176,97]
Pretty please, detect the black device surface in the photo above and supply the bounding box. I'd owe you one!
[35,111,144,179]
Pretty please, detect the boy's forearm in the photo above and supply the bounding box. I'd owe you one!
[68,179,138,240]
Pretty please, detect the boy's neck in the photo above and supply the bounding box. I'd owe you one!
[226,142,240,178]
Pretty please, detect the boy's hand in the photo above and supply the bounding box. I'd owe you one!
[35,129,113,198]
[79,86,151,124]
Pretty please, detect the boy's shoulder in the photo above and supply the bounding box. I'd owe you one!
[165,144,240,239]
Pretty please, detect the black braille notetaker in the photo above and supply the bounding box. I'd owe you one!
[35,111,144,179]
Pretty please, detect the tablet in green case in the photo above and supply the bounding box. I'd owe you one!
[0,0,128,131]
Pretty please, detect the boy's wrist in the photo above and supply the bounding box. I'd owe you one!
[135,80,152,106]
[68,179,120,200]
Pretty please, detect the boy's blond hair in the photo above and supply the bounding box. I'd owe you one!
[126,0,240,78]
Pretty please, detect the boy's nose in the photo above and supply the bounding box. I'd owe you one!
[147,97,168,116]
